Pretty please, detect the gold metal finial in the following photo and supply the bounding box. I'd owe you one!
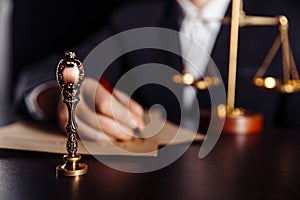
[56,51,88,176]
[65,51,77,59]
[279,15,288,27]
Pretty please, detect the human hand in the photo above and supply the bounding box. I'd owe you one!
[57,77,145,141]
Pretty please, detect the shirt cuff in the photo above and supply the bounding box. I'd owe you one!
[25,81,57,121]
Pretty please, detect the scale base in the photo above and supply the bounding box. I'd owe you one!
[222,109,263,135]
[56,154,88,176]
[200,108,263,135]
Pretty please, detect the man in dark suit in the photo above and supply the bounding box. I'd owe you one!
[14,0,300,141]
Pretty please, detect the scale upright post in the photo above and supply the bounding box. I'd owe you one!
[56,51,88,176]
[226,0,240,113]
[222,0,263,134]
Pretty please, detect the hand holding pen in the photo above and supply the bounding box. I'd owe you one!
[57,77,145,142]
[99,77,144,140]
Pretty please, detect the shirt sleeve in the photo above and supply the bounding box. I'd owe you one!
[24,81,57,121]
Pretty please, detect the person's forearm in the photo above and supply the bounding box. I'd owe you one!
[36,85,61,120]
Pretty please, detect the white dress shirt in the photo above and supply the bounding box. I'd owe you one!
[177,0,230,129]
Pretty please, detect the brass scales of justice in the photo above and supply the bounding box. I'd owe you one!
[173,0,300,135]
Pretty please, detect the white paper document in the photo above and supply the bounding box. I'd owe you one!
[0,111,204,156]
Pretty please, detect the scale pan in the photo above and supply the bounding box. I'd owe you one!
[253,77,300,93]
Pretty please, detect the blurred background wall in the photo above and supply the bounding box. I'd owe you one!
[1,0,142,124]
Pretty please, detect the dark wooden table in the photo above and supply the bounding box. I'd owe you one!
[0,128,300,200]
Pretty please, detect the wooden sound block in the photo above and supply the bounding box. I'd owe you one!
[223,111,263,135]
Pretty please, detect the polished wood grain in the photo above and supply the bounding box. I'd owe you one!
[0,129,299,200]
[223,112,263,135]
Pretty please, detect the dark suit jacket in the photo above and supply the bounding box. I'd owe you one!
[14,0,300,128]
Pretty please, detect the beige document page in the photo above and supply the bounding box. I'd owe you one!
[0,111,204,156]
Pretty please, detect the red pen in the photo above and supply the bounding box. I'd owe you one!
[99,77,144,140]
[99,77,114,95]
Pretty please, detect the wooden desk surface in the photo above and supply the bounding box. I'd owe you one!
[0,129,300,200]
